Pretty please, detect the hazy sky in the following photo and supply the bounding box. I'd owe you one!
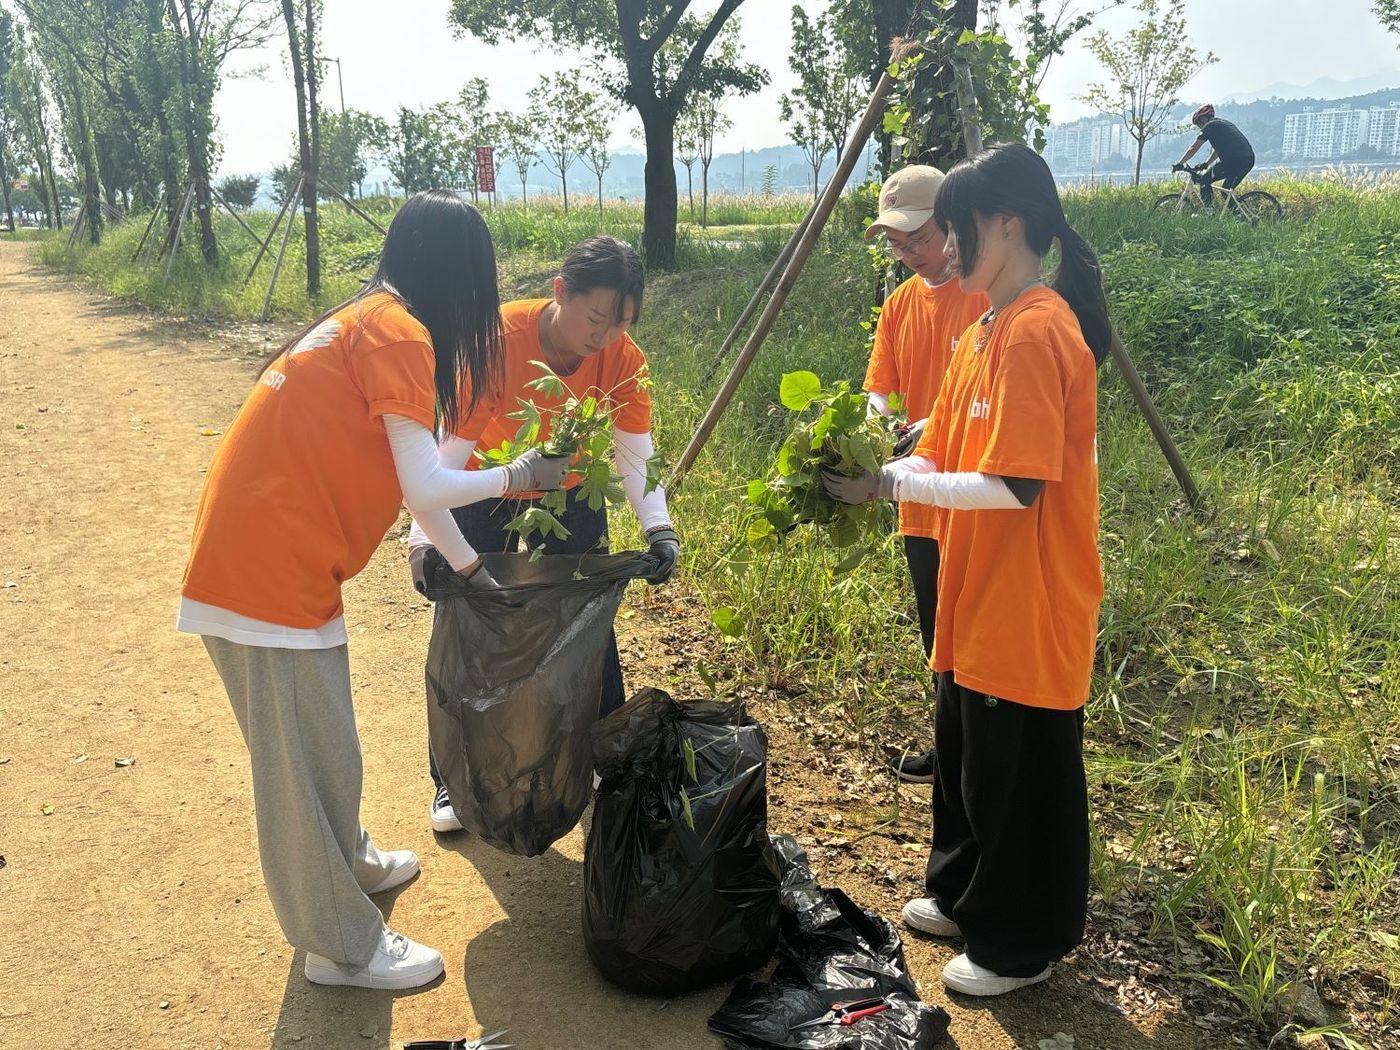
[209,0,1397,175]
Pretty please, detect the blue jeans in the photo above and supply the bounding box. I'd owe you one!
[427,488,628,791]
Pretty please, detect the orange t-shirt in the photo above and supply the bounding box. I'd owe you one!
[454,299,652,488]
[864,276,987,538]
[915,286,1103,710]
[181,293,438,628]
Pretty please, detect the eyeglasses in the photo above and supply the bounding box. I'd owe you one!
[883,229,934,259]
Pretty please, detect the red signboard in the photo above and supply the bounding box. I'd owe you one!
[12,178,28,191]
[476,146,496,193]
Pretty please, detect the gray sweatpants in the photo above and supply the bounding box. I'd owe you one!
[203,635,396,966]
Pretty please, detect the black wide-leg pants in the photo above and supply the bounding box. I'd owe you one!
[923,670,1090,977]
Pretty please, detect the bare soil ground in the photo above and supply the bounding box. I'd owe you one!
[0,240,1246,1049]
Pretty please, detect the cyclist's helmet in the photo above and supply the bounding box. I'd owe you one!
[1192,103,1216,127]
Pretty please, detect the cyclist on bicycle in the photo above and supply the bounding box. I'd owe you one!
[1173,104,1255,208]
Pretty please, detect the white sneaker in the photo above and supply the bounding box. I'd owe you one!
[304,928,444,990]
[429,786,464,833]
[364,849,419,895]
[901,897,962,938]
[941,952,1051,996]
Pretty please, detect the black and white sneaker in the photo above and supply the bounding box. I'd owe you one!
[890,749,938,784]
[428,786,464,833]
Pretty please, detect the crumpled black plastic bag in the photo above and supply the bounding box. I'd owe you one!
[423,548,652,857]
[583,688,783,995]
[707,835,950,1049]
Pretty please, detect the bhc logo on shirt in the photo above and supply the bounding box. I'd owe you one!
[969,396,991,420]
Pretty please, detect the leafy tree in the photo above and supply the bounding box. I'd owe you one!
[576,87,618,212]
[448,0,767,267]
[787,6,862,166]
[319,109,388,198]
[780,80,828,201]
[1079,0,1216,184]
[495,109,537,204]
[693,93,729,227]
[386,105,454,193]
[527,69,592,212]
[442,77,497,201]
[760,162,777,197]
[1376,0,1400,34]
[675,104,700,214]
[0,11,20,231]
[4,26,62,228]
[217,172,260,208]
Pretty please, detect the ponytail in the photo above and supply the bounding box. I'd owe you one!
[1052,223,1112,365]
[934,142,1113,365]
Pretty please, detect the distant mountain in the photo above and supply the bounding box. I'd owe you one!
[1226,70,1400,104]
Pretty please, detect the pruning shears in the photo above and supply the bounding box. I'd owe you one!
[789,996,890,1031]
[404,1031,512,1050]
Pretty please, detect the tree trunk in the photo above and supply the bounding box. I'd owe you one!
[1134,137,1144,186]
[67,73,104,245]
[597,173,603,212]
[872,0,916,174]
[282,0,319,296]
[701,161,709,228]
[304,0,321,297]
[28,79,61,229]
[0,134,16,232]
[520,176,527,206]
[640,107,678,269]
[561,162,569,212]
[686,165,694,213]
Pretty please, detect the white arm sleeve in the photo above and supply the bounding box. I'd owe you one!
[406,436,480,569]
[883,456,1025,510]
[385,414,507,512]
[866,390,891,417]
[613,427,673,533]
[408,436,478,551]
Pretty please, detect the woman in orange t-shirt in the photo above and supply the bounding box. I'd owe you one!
[825,143,1110,997]
[405,236,680,833]
[178,192,570,992]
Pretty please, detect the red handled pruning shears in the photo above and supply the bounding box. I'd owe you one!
[789,996,890,1030]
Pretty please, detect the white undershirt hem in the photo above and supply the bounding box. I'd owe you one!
[176,597,348,649]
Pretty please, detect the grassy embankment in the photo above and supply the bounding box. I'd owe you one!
[38,179,1399,1042]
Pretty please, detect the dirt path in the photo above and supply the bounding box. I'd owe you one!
[0,240,1217,1050]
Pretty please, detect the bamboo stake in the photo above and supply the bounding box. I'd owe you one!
[668,54,905,491]
[319,180,387,236]
[697,205,817,389]
[161,185,196,288]
[65,202,85,250]
[261,176,303,321]
[950,56,984,155]
[131,189,165,263]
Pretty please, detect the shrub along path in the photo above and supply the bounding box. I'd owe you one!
[0,238,1230,1049]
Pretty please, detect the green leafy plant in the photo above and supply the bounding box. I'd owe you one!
[740,370,903,574]
[478,360,661,553]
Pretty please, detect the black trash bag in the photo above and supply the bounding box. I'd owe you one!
[583,688,783,995]
[423,548,653,857]
[707,835,950,1050]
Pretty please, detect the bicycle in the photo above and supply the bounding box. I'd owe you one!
[1152,165,1282,223]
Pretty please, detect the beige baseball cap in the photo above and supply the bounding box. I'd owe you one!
[864,165,945,240]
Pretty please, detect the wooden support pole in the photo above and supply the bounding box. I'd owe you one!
[132,191,164,263]
[65,202,85,250]
[242,179,301,288]
[1107,330,1204,511]
[261,176,303,321]
[320,180,387,236]
[668,59,902,491]
[950,56,984,156]
[209,186,264,248]
[698,205,818,389]
[161,185,196,288]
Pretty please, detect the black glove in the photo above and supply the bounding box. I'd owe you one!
[644,526,680,585]
[409,545,431,596]
[891,417,927,459]
[1171,162,1184,172]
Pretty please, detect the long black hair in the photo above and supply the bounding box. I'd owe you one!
[933,142,1112,364]
[559,235,644,324]
[260,190,502,431]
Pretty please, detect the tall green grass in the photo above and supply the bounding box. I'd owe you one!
[35,178,1400,1040]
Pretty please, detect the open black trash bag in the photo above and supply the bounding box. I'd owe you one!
[423,548,653,857]
[708,835,950,1050]
[583,688,782,995]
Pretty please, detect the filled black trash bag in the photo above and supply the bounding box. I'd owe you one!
[583,688,782,995]
[708,835,950,1050]
[423,548,653,857]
